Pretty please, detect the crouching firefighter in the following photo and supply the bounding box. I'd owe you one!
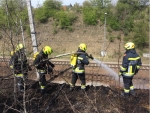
[70,43,93,91]
[33,46,55,95]
[119,42,142,97]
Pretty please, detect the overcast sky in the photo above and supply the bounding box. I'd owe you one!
[31,0,118,8]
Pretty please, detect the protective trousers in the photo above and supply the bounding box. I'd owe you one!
[15,76,24,91]
[71,72,86,89]
[39,73,46,90]
[123,77,133,94]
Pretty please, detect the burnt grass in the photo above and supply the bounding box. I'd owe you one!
[0,78,149,113]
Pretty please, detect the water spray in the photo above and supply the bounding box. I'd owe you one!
[93,58,119,81]
[48,52,120,81]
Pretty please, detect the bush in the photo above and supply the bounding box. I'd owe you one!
[132,21,148,49]
[123,36,130,42]
[72,3,83,13]
[82,7,98,25]
[0,10,6,29]
[107,16,120,30]
[34,7,49,23]
[108,36,115,42]
[133,32,148,49]
[55,11,77,30]
[43,0,62,10]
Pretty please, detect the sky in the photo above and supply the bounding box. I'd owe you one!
[31,0,118,8]
[31,0,85,8]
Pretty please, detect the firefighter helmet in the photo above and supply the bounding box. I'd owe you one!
[16,43,24,51]
[124,42,135,50]
[78,43,87,51]
[43,46,53,55]
[10,51,15,56]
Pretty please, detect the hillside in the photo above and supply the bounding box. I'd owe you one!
[0,0,149,65]
[27,17,148,64]
[0,18,148,64]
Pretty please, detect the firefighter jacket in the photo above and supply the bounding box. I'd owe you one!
[9,55,15,69]
[33,51,54,74]
[120,49,142,78]
[73,50,89,74]
[13,49,30,74]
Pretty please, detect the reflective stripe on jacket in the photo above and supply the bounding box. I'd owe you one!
[121,49,142,78]
[15,74,23,78]
[33,51,53,72]
[73,52,89,73]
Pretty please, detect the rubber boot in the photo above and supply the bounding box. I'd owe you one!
[121,92,129,98]
[41,89,45,95]
[20,89,24,93]
[81,88,86,93]
[70,86,74,91]
[130,90,136,97]
[18,84,24,93]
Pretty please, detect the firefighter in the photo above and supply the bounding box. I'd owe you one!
[13,43,31,92]
[33,46,55,95]
[70,43,93,91]
[9,51,15,70]
[119,42,142,97]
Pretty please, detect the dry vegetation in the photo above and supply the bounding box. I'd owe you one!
[0,6,149,112]
[0,60,149,113]
[0,79,149,113]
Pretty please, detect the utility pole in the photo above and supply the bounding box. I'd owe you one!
[26,0,38,53]
[26,0,39,79]
[20,19,25,48]
[101,12,107,57]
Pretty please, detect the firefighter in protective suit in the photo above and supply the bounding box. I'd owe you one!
[119,42,142,97]
[13,44,31,92]
[9,51,15,70]
[70,43,93,91]
[33,46,55,95]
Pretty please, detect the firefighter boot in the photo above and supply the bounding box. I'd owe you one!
[17,83,24,93]
[20,89,24,93]
[130,90,136,97]
[40,89,45,95]
[81,85,86,93]
[70,86,74,91]
[69,83,75,91]
[81,88,86,93]
[121,92,129,98]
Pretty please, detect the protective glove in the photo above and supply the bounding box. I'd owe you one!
[10,65,13,69]
[51,63,55,68]
[88,54,94,60]
[135,69,139,75]
[41,59,48,63]
[85,53,89,56]
[119,72,122,76]
[48,67,53,74]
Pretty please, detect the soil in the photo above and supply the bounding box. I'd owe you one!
[0,78,149,113]
[0,61,149,113]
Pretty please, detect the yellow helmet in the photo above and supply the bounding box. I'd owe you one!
[43,46,53,55]
[10,51,15,56]
[78,43,87,51]
[124,42,135,50]
[16,43,24,51]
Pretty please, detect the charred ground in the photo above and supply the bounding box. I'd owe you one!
[0,78,149,113]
